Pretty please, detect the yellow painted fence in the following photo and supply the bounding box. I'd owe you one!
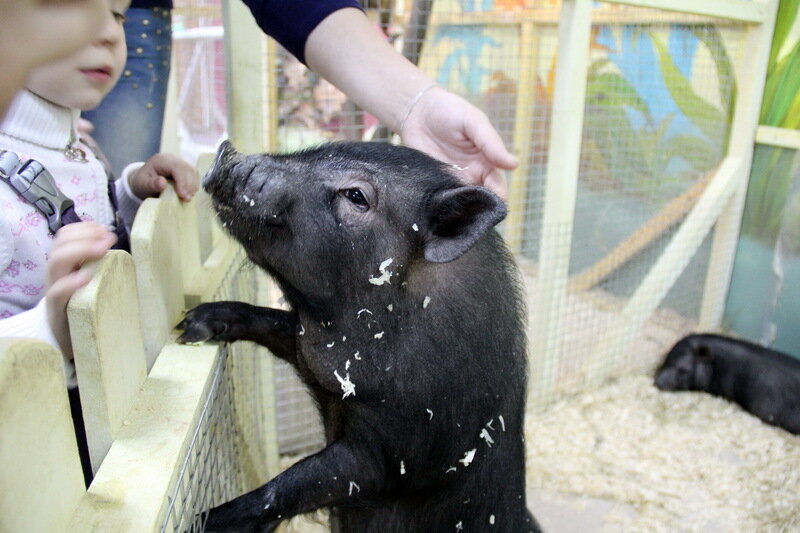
[0,167,279,532]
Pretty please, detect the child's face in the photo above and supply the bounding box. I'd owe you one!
[24,0,130,111]
[0,0,106,116]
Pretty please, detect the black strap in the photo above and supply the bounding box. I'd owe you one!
[81,139,130,252]
[0,149,130,252]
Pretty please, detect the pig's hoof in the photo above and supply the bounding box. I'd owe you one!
[176,304,231,344]
[202,505,281,533]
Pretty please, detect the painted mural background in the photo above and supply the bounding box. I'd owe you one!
[417,0,798,356]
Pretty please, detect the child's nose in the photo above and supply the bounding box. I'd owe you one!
[97,11,122,45]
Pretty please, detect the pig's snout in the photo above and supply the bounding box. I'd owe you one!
[654,368,674,390]
[204,140,245,190]
[203,141,264,204]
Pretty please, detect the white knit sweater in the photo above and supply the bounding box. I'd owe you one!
[0,90,143,385]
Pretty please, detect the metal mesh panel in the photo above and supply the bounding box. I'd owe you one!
[159,345,237,533]
[173,0,752,466]
[159,253,275,531]
[264,2,747,412]
[549,6,747,400]
[273,360,324,455]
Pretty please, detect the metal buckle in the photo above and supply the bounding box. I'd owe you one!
[0,150,75,233]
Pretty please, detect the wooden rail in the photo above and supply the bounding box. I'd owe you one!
[0,183,279,531]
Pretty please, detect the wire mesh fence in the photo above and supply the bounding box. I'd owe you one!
[171,0,754,493]
[159,252,275,531]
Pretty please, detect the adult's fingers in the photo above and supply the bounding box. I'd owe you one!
[463,109,518,173]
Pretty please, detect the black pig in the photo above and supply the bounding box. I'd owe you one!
[654,333,800,434]
[177,141,541,532]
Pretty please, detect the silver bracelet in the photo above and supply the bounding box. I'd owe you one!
[397,83,438,135]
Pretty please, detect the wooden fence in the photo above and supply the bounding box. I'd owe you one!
[0,159,279,532]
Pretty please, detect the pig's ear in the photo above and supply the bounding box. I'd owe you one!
[424,186,506,263]
[697,345,714,361]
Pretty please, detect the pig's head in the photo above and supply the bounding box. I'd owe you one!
[654,336,715,391]
[203,141,506,310]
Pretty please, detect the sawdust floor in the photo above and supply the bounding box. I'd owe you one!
[526,374,800,532]
[277,373,800,533]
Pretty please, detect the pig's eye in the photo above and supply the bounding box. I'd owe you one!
[341,188,369,211]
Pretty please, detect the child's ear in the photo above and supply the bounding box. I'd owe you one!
[423,186,506,263]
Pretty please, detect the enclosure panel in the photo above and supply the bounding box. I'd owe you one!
[68,251,148,474]
[532,3,758,405]
[223,0,270,153]
[700,2,779,327]
[528,0,593,409]
[68,343,220,532]
[0,339,85,533]
[161,253,280,531]
[720,2,800,355]
[726,144,800,354]
[131,187,186,369]
[607,0,769,23]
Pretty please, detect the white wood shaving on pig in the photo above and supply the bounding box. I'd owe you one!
[333,370,356,399]
[459,449,477,467]
[480,428,494,447]
[369,258,394,286]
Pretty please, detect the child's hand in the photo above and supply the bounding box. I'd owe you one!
[129,153,199,202]
[45,222,116,358]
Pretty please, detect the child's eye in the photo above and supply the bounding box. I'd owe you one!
[112,10,126,24]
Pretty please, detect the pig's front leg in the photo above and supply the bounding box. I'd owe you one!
[204,440,384,533]
[177,302,296,362]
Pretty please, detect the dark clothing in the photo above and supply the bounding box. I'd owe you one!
[241,0,363,64]
[68,387,93,487]
[131,0,362,65]
[130,0,172,9]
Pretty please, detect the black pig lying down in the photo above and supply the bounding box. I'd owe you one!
[655,333,800,435]
[178,141,541,533]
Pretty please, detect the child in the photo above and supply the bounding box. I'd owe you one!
[0,0,198,381]
[0,0,198,485]
[0,0,106,116]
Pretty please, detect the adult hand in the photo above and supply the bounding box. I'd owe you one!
[304,8,516,200]
[400,87,517,201]
[129,153,199,202]
[45,222,116,358]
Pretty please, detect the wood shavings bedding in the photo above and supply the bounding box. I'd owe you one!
[525,374,800,532]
